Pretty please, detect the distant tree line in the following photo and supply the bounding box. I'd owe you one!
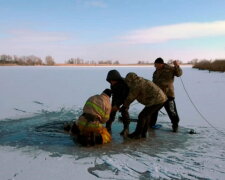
[0,54,55,65]
[0,54,121,66]
[137,60,151,65]
[65,58,120,65]
[192,59,225,72]
[137,59,184,65]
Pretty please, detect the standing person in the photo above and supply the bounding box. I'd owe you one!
[120,72,167,139]
[65,89,112,146]
[106,70,130,136]
[151,57,183,132]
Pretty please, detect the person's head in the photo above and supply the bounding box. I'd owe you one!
[77,132,103,146]
[154,57,164,70]
[106,70,123,85]
[125,72,139,86]
[70,122,80,135]
[102,88,112,98]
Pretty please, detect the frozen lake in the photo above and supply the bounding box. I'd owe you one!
[0,66,225,180]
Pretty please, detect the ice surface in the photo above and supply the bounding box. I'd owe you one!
[0,66,225,180]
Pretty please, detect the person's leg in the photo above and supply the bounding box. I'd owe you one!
[142,104,164,137]
[149,110,159,128]
[106,110,117,132]
[128,103,164,139]
[128,107,150,139]
[164,97,180,132]
[120,108,130,136]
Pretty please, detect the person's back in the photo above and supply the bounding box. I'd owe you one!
[70,89,112,146]
[83,92,111,123]
[124,72,167,107]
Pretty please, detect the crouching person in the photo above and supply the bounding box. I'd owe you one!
[67,89,112,146]
[121,73,167,139]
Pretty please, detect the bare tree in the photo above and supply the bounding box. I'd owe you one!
[45,56,55,65]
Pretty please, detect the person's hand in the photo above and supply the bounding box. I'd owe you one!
[111,106,119,112]
[173,60,179,67]
[119,105,128,113]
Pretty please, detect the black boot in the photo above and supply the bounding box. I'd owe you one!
[128,131,141,139]
[120,124,129,136]
[127,123,141,139]
[172,124,178,132]
[141,132,147,138]
[106,121,112,133]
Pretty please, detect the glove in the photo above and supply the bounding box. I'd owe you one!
[119,105,128,113]
[111,105,119,112]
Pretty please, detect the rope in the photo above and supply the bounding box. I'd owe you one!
[179,76,225,135]
[130,101,166,116]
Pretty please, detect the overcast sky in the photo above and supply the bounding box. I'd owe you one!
[1,0,225,63]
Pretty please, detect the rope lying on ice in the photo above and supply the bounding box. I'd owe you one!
[180,76,225,136]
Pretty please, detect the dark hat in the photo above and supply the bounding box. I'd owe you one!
[154,57,164,64]
[106,69,123,82]
[102,89,112,97]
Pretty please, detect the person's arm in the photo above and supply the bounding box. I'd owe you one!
[173,60,183,77]
[123,87,138,109]
[102,100,112,123]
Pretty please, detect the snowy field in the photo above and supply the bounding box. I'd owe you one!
[0,66,225,180]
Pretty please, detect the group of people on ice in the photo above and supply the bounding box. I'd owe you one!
[64,57,183,146]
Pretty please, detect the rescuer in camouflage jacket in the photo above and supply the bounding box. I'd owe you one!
[152,57,183,132]
[121,72,167,139]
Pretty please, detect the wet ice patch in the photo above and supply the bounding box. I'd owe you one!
[87,127,225,180]
[0,108,225,179]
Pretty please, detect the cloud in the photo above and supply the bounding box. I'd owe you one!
[0,29,74,61]
[121,21,225,44]
[7,29,69,43]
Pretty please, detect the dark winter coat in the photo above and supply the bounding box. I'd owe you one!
[106,70,129,108]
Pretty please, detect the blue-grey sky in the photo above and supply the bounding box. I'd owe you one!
[1,0,225,63]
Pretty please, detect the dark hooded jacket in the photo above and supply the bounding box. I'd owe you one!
[106,70,129,108]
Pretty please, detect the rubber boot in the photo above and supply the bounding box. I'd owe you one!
[128,121,142,139]
[106,121,112,133]
[120,124,129,136]
[172,124,178,133]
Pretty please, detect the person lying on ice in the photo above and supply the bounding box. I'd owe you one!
[121,72,167,139]
[64,89,112,146]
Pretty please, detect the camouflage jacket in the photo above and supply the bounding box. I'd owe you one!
[82,93,111,123]
[124,72,167,107]
[153,64,182,97]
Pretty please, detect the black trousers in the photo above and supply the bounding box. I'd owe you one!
[106,108,130,129]
[134,103,164,136]
[150,97,180,127]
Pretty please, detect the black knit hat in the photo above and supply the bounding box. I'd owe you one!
[102,89,112,97]
[154,57,164,64]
